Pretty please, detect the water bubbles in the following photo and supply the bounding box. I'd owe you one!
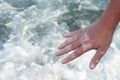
[0,0,119,80]
[113,26,120,50]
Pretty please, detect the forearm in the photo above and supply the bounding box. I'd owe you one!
[100,0,120,31]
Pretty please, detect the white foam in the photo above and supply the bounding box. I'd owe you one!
[0,0,120,80]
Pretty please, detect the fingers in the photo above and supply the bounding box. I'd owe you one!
[61,46,91,64]
[58,36,78,49]
[89,49,106,69]
[64,29,82,38]
[56,39,81,56]
[58,29,83,49]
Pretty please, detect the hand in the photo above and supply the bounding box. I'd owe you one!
[56,21,114,69]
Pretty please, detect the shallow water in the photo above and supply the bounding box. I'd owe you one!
[0,0,120,80]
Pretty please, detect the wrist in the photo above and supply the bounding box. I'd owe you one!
[100,18,116,30]
[98,0,120,32]
[97,19,116,34]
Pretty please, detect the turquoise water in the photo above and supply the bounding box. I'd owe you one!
[0,0,120,80]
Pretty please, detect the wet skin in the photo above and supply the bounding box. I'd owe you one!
[56,21,113,69]
[56,0,120,69]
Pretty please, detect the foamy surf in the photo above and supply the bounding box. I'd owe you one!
[0,0,120,80]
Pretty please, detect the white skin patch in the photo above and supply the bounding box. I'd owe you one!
[81,43,92,51]
[95,59,99,63]
[80,33,89,43]
[64,45,72,51]
[80,32,92,51]
[67,38,73,43]
[57,45,71,54]
[100,51,105,55]
[70,53,76,58]
[67,36,77,43]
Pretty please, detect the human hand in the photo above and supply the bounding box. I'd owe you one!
[56,21,114,69]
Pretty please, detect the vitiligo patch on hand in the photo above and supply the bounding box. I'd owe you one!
[95,59,99,63]
[81,43,92,51]
[70,53,77,58]
[80,32,92,51]
[67,36,77,43]
[100,51,105,55]
[80,33,89,43]
[56,45,72,55]
[64,45,72,51]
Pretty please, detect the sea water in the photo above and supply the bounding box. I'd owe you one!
[0,0,120,80]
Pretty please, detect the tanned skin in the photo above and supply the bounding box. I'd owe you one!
[56,0,120,69]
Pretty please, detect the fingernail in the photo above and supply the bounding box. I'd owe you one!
[64,33,69,36]
[55,52,60,56]
[64,33,70,37]
[58,44,64,49]
[61,59,67,64]
[55,50,62,56]
[90,63,95,69]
